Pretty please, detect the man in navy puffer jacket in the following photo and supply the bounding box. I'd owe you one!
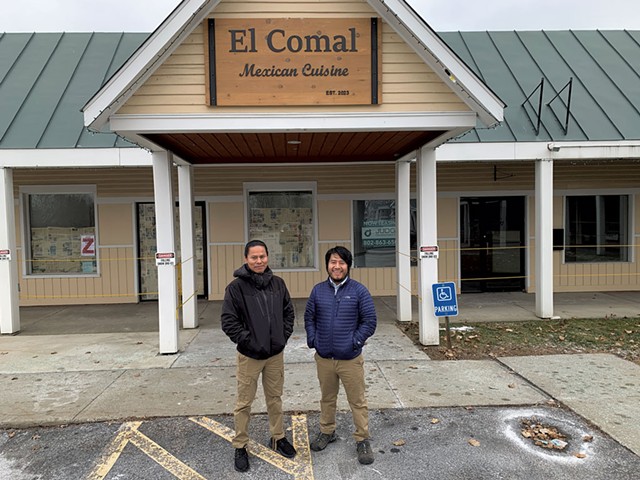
[304,246,377,465]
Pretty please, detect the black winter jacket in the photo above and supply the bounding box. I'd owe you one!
[221,264,295,360]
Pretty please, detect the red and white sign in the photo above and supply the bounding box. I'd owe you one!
[155,252,176,266]
[0,249,11,261]
[80,235,96,257]
[419,245,439,259]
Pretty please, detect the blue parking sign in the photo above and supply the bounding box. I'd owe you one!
[432,282,458,317]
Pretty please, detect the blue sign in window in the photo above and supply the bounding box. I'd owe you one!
[432,282,458,317]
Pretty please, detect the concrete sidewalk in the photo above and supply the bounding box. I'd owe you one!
[0,293,639,457]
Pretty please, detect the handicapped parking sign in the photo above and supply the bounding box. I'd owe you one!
[432,282,458,317]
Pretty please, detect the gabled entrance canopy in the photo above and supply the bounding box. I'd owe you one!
[83,0,504,164]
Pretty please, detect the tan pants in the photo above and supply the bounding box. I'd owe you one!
[233,351,285,448]
[314,353,369,442]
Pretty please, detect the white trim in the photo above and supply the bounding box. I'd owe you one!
[83,0,220,130]
[20,185,97,195]
[0,148,152,168]
[109,111,478,134]
[369,0,504,126]
[198,195,244,203]
[437,141,640,162]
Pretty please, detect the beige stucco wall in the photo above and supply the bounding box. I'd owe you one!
[119,0,469,115]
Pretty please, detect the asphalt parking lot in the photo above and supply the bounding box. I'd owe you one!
[2,407,639,480]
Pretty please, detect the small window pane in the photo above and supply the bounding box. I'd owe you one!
[565,195,629,263]
[248,191,314,269]
[28,193,97,275]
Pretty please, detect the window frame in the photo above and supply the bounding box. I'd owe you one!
[243,182,318,271]
[19,185,100,278]
[563,192,632,264]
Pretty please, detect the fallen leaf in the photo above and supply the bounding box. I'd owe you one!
[50,351,58,355]
[625,330,633,334]
[508,383,516,389]
[558,336,565,341]
[408,365,418,369]
[505,328,514,333]
[583,435,593,442]
[32,435,40,440]
[468,439,481,447]
[575,452,587,459]
[431,418,440,424]
[393,439,406,446]
[8,431,16,438]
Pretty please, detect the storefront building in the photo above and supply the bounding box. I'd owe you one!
[1,1,639,352]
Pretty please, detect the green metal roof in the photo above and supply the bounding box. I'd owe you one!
[1,30,639,150]
[0,32,148,149]
[440,30,640,143]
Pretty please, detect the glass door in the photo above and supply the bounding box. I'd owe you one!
[460,197,526,293]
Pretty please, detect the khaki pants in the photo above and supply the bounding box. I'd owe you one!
[314,353,369,442]
[233,351,285,448]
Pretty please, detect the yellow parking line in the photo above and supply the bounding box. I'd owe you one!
[128,429,206,480]
[87,422,142,480]
[86,421,206,480]
[189,415,314,479]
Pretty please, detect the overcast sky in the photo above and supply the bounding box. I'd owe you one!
[1,0,639,32]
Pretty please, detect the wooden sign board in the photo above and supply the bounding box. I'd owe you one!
[207,18,381,106]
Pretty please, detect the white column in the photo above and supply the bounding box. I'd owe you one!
[178,164,198,329]
[152,151,179,354]
[395,159,412,321]
[535,158,554,318]
[0,168,20,334]
[416,148,440,345]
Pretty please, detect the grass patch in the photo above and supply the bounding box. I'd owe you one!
[399,317,640,364]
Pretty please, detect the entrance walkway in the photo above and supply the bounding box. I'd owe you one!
[1,293,639,457]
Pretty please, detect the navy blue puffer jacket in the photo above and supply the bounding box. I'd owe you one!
[304,277,377,360]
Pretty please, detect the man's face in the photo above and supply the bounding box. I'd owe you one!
[246,246,268,274]
[327,253,348,283]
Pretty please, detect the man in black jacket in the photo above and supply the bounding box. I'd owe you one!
[221,239,296,472]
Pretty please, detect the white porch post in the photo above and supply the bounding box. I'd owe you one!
[416,147,440,345]
[535,158,554,318]
[152,151,179,354]
[395,159,412,321]
[177,164,198,329]
[0,168,20,334]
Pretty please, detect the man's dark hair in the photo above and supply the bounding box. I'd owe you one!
[244,239,269,257]
[325,246,353,272]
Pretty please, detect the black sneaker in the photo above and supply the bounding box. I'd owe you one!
[271,437,296,458]
[356,440,374,465]
[310,431,337,451]
[234,447,249,472]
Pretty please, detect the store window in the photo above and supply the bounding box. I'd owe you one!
[353,199,416,267]
[247,188,315,269]
[22,189,97,275]
[565,195,629,263]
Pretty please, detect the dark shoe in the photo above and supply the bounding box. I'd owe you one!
[271,436,296,458]
[310,431,337,451]
[234,447,249,472]
[356,440,374,465]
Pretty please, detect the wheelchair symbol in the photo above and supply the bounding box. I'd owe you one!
[436,286,453,302]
